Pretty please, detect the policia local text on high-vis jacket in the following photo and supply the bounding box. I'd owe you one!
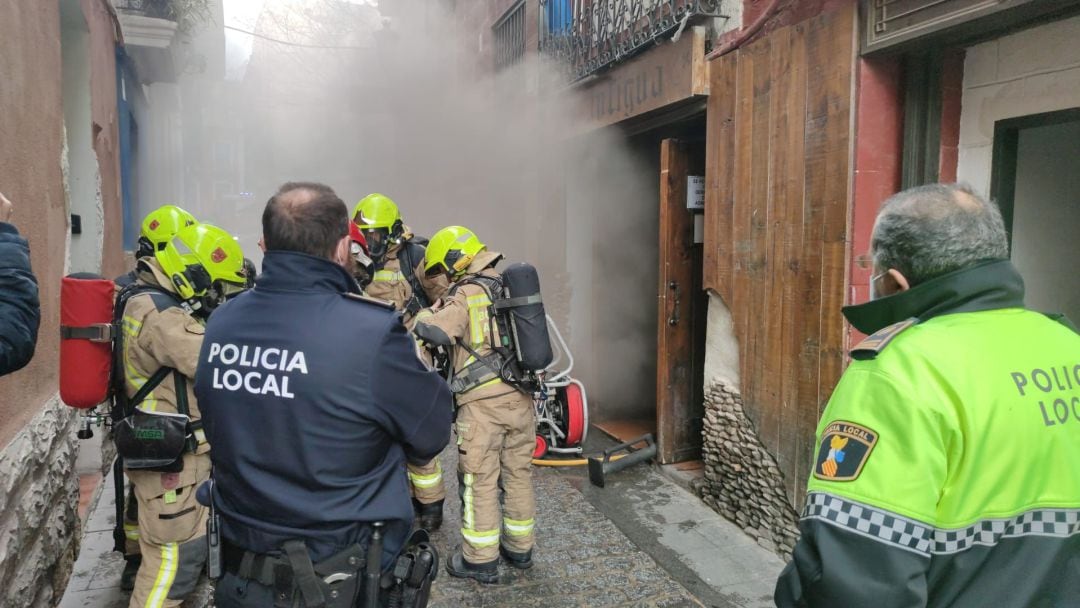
[194,251,452,606]
[775,260,1080,607]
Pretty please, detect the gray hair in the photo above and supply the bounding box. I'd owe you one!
[871,183,1009,286]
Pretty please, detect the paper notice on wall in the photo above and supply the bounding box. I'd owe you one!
[687,175,705,211]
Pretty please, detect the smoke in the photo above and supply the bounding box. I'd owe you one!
[180,0,659,422]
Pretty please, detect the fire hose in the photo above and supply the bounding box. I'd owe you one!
[533,434,657,488]
[532,454,627,467]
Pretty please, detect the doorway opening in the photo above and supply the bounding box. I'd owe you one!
[592,115,709,465]
[991,108,1080,322]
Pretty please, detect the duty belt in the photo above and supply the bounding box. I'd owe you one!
[222,539,368,608]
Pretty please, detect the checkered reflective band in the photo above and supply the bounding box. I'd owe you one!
[931,508,1080,555]
[803,492,1080,556]
[802,492,933,555]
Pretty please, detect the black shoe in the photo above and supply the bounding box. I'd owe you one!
[413,498,444,532]
[120,556,141,591]
[445,551,498,584]
[499,545,533,570]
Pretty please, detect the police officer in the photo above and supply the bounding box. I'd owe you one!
[775,184,1080,607]
[114,204,198,591]
[195,182,451,607]
[119,222,247,608]
[413,226,536,583]
[353,193,450,531]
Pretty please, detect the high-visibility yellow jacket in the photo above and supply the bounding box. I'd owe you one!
[776,260,1080,608]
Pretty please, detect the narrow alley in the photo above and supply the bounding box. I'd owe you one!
[2,1,1079,608]
[62,440,783,607]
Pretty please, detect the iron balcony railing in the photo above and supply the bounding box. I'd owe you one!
[538,0,723,82]
[113,0,173,20]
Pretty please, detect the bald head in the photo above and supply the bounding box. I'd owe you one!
[262,182,349,260]
[871,183,1009,287]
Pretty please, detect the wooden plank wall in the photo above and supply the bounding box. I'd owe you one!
[703,5,856,508]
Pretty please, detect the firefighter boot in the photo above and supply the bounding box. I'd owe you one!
[120,555,142,591]
[413,498,444,532]
[446,550,498,584]
[499,545,533,570]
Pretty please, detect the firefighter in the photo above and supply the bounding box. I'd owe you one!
[775,184,1080,606]
[349,220,375,289]
[114,204,199,591]
[195,182,450,606]
[414,226,536,583]
[116,205,198,289]
[353,193,449,531]
[120,222,247,608]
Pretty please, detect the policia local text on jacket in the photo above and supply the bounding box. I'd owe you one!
[120,258,211,608]
[194,251,453,604]
[775,260,1080,607]
[0,221,40,375]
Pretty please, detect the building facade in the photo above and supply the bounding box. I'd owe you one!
[0,1,223,603]
[450,0,1080,558]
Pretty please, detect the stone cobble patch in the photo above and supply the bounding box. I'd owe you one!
[426,446,702,607]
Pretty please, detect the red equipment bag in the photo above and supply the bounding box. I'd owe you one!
[60,274,116,408]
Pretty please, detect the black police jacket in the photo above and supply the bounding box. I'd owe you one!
[0,222,39,376]
[194,251,452,567]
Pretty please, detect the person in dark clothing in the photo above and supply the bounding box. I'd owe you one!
[0,192,40,376]
[195,182,452,608]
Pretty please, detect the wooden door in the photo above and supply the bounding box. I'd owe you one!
[657,138,703,464]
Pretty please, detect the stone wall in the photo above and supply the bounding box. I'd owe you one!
[0,397,81,608]
[696,379,800,559]
[957,12,1080,196]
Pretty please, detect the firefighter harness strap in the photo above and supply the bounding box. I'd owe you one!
[492,294,542,311]
[449,354,501,394]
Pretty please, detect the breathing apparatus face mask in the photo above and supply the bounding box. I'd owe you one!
[201,280,246,316]
[136,237,156,260]
[363,228,389,263]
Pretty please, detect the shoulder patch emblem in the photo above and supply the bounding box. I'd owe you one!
[813,421,878,482]
[343,292,396,310]
[851,317,917,360]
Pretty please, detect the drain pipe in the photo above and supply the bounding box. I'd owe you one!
[705,0,785,60]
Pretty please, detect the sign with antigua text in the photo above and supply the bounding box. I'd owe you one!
[573,26,708,132]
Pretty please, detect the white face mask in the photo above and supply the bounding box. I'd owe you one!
[869,271,887,301]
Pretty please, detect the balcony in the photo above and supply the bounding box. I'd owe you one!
[539,0,724,82]
[114,0,181,83]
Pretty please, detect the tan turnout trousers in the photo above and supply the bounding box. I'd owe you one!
[408,459,447,504]
[455,389,537,563]
[127,454,211,608]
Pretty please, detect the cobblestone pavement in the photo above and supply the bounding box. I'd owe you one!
[425,446,704,607]
[61,440,777,607]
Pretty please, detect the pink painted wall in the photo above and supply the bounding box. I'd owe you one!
[0,0,68,444]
